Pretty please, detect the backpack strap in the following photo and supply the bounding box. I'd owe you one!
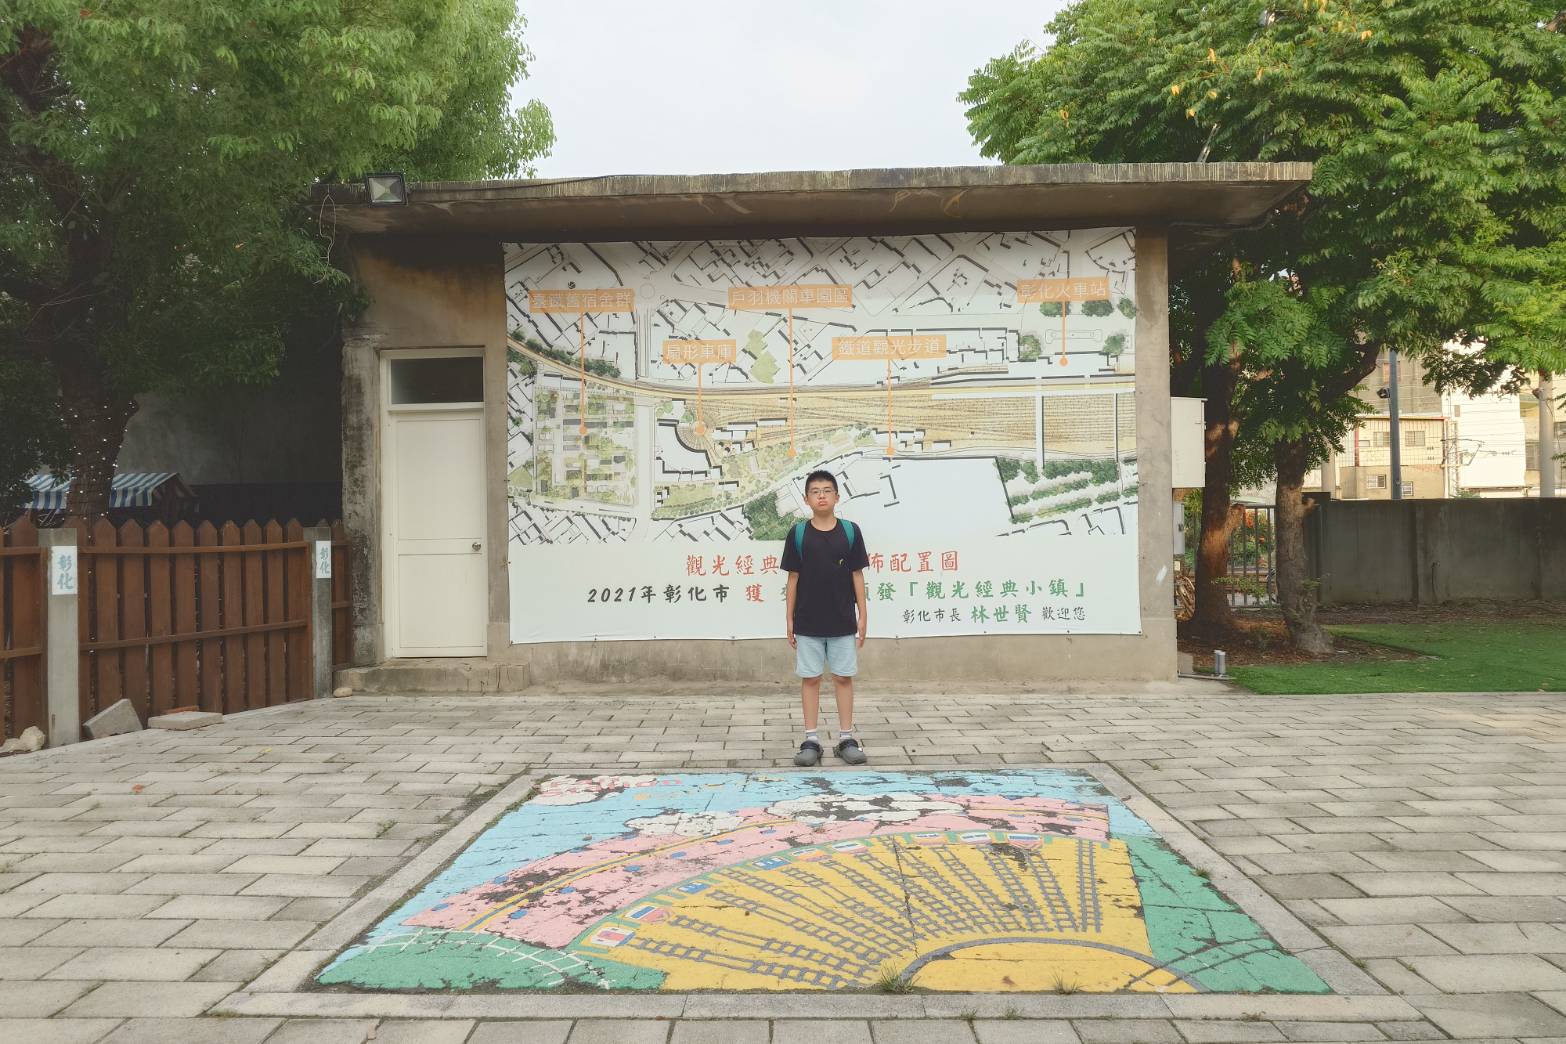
[794,519,857,556]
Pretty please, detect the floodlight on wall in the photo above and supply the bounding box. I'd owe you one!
[364,172,408,206]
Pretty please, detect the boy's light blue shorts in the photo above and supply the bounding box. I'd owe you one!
[795,634,858,678]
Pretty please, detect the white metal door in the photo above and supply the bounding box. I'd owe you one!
[386,408,487,656]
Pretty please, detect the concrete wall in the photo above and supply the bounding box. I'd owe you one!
[343,229,1178,683]
[1307,499,1566,605]
[341,237,510,666]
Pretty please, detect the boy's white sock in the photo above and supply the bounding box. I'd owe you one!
[804,729,819,744]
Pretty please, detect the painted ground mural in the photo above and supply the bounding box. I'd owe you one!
[504,232,1141,642]
[319,771,1327,994]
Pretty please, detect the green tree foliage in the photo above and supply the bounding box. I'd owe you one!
[963,0,1566,649]
[1,2,554,517]
[1080,298,1115,317]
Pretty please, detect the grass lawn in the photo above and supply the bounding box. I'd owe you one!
[1230,619,1566,694]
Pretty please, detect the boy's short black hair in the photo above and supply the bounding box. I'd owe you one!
[804,469,838,493]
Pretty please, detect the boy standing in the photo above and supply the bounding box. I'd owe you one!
[781,470,869,767]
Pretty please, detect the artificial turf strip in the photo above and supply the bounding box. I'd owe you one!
[1230,619,1566,695]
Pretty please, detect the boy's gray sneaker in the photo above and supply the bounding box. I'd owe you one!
[835,737,867,765]
[794,739,822,767]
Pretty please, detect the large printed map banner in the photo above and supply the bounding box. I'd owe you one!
[505,231,1141,643]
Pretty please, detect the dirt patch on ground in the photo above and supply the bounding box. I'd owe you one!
[1319,600,1566,625]
[1177,613,1414,671]
[1178,602,1566,672]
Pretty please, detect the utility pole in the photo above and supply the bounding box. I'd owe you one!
[1387,348,1403,500]
[1539,373,1558,498]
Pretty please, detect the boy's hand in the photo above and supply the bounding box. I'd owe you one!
[857,626,866,649]
[787,628,797,650]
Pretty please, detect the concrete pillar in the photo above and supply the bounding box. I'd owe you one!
[1134,227,1176,678]
[303,526,333,697]
[341,321,384,667]
[39,529,80,747]
[1540,375,1558,498]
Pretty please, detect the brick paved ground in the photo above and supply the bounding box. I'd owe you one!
[3,685,1566,1043]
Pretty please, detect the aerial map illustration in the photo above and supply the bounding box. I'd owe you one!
[318,771,1328,994]
[503,231,1144,642]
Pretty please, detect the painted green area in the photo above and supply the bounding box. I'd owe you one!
[317,927,662,990]
[1127,837,1329,994]
[1232,620,1566,695]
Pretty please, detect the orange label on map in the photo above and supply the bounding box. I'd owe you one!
[728,285,852,310]
[1015,277,1109,303]
[662,340,738,365]
[831,335,949,361]
[529,288,636,313]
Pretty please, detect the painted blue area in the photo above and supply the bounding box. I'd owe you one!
[360,770,1147,942]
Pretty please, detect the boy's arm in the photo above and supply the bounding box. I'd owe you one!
[785,572,799,649]
[853,570,867,648]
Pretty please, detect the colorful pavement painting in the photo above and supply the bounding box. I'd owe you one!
[318,771,1328,993]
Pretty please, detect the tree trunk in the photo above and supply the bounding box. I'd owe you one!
[58,363,136,519]
[1273,437,1332,656]
[1189,355,1242,638]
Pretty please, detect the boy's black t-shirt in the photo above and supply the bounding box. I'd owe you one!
[780,519,870,638]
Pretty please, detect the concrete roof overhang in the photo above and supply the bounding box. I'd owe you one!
[315,162,1311,258]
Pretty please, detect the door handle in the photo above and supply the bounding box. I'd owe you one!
[472,542,483,552]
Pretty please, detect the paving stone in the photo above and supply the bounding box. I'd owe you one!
[31,918,189,948]
[1373,1023,1444,1041]
[1441,896,1566,922]
[0,1018,123,1044]
[567,1022,673,1044]
[99,1016,282,1043]
[1410,993,1566,1037]
[260,1019,378,1043]
[870,1022,978,1044]
[148,712,223,731]
[1072,1020,1181,1044]
[0,918,62,945]
[1274,1022,1386,1041]
[1340,873,1482,897]
[1173,1020,1286,1042]
[369,1020,476,1044]
[669,1020,769,1044]
[162,919,315,950]
[0,980,97,1017]
[145,895,290,921]
[60,980,238,1018]
[1425,922,1566,954]
[45,946,219,981]
[1255,875,1365,900]
[0,946,82,980]
[13,872,139,895]
[962,1020,1087,1044]
[1319,924,1456,958]
[123,874,256,896]
[466,1022,572,1044]
[191,948,282,982]
[83,699,144,740]
[1317,897,1466,924]
[772,1020,876,1044]
[1403,954,1566,992]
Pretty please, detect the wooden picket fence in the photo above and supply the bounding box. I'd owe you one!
[0,518,45,737]
[1,518,351,740]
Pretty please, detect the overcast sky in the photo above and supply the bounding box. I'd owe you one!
[513,1,1067,178]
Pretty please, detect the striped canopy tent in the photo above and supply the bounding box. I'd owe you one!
[27,472,194,511]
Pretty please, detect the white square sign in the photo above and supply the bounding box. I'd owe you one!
[314,540,333,580]
[51,546,79,596]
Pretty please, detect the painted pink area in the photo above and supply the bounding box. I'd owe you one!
[405,794,1107,948]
